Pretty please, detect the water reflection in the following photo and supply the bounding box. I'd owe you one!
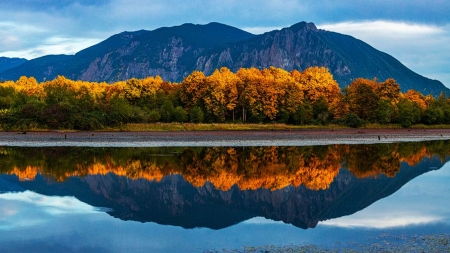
[1,141,449,190]
[0,141,449,230]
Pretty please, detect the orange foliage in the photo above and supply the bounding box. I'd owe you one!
[403,89,426,110]
[3,142,449,191]
[8,166,39,181]
[292,67,340,104]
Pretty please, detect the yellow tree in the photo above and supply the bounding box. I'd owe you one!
[105,81,126,101]
[259,68,280,120]
[123,78,143,104]
[236,68,265,121]
[180,71,206,109]
[15,76,44,98]
[204,67,239,121]
[268,67,303,116]
[378,78,400,103]
[292,67,340,104]
[141,76,163,97]
[42,76,77,105]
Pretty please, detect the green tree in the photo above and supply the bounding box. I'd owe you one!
[376,99,396,124]
[293,101,313,125]
[160,100,175,122]
[172,106,188,122]
[189,106,204,123]
[397,98,421,127]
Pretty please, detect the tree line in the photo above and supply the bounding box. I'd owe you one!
[0,66,449,130]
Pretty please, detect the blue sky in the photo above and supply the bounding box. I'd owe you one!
[0,0,449,88]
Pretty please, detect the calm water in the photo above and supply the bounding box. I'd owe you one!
[0,142,450,252]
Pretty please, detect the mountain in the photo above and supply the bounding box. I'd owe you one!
[0,156,445,230]
[0,55,73,82]
[0,22,447,95]
[0,57,27,74]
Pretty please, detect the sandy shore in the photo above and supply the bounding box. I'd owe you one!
[0,128,449,147]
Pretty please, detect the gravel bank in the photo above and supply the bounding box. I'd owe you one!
[0,129,449,147]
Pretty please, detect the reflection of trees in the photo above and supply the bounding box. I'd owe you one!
[344,144,401,178]
[1,141,450,191]
[180,146,342,190]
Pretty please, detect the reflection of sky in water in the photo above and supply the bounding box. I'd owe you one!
[0,162,449,252]
[0,191,102,230]
[320,161,450,229]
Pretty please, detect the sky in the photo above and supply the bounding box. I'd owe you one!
[0,0,449,88]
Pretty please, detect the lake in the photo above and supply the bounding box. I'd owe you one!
[0,141,449,252]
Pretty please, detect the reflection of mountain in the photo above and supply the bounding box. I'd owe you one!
[0,153,447,229]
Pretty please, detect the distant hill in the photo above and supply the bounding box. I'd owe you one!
[0,22,448,95]
[0,57,27,73]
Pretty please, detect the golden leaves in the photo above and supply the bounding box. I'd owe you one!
[5,142,445,192]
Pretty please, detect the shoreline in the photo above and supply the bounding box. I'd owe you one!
[0,128,449,147]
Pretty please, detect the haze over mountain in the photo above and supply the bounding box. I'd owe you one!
[0,22,448,95]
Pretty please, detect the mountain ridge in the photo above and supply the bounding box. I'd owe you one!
[0,21,447,95]
[0,57,28,74]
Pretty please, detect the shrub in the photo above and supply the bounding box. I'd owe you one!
[343,112,365,128]
[189,106,204,123]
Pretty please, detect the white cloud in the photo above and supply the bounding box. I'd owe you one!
[0,37,102,59]
[0,191,105,231]
[241,26,283,35]
[318,20,450,89]
[321,214,441,229]
[0,191,100,215]
[242,216,284,225]
[320,20,443,37]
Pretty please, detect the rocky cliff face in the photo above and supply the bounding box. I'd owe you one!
[0,22,447,95]
[195,22,350,81]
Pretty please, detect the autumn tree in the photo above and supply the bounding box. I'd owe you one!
[378,78,400,103]
[15,76,44,98]
[346,78,379,121]
[180,71,206,109]
[203,67,239,121]
[236,68,265,121]
[291,67,340,104]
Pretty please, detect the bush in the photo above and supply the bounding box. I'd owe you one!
[343,112,365,128]
[147,109,161,123]
[160,100,174,122]
[172,106,188,122]
[189,106,204,123]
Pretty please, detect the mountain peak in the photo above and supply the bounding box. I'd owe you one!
[288,21,318,33]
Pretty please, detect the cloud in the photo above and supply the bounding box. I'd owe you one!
[0,191,98,214]
[242,217,284,224]
[0,191,107,231]
[318,21,450,88]
[0,37,102,59]
[241,26,283,35]
[1,0,110,12]
[321,214,441,229]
